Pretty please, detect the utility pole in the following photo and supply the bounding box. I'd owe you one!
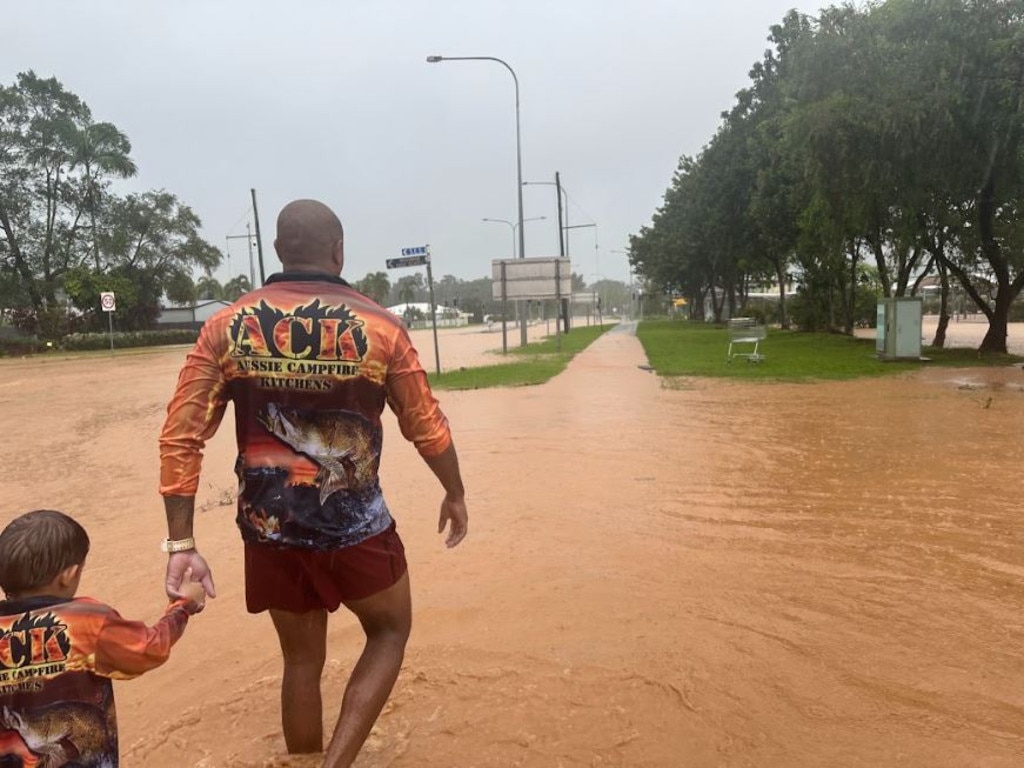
[226,222,257,290]
[245,223,255,288]
[251,188,266,285]
[556,171,565,258]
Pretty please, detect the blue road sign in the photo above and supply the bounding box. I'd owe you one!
[388,245,431,269]
[386,254,429,269]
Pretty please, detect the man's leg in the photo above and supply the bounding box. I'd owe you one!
[269,607,329,753]
[322,571,412,768]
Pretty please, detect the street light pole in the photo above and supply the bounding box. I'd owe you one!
[482,216,546,259]
[482,216,545,350]
[523,178,570,257]
[611,249,632,320]
[428,54,527,346]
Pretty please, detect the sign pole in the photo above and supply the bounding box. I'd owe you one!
[500,261,508,355]
[555,259,562,352]
[251,188,266,286]
[100,291,117,354]
[425,256,441,376]
[388,245,440,371]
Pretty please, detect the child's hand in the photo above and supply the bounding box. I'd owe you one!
[179,581,207,614]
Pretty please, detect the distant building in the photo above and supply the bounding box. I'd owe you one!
[385,302,470,329]
[386,301,435,318]
[156,300,232,330]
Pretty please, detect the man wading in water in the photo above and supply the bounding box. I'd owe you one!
[159,199,468,767]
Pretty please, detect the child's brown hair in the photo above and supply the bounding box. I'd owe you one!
[0,509,90,596]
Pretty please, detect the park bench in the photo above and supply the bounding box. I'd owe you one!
[727,317,766,363]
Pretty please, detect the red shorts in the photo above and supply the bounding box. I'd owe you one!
[244,522,407,614]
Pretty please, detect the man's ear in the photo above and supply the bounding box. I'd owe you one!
[332,238,345,273]
[57,563,82,589]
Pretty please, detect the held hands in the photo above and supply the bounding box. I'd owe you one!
[165,550,216,603]
[178,581,207,615]
[437,493,468,548]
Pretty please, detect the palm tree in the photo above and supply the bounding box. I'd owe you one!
[398,282,416,305]
[356,271,390,304]
[67,120,137,270]
[195,275,224,300]
[223,275,252,301]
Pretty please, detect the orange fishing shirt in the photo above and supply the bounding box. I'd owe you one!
[0,595,190,767]
[159,272,451,550]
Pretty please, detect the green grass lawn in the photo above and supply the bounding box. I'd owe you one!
[429,323,613,390]
[636,320,1023,382]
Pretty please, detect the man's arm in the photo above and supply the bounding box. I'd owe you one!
[386,330,468,547]
[164,494,216,599]
[159,324,229,598]
[423,443,468,548]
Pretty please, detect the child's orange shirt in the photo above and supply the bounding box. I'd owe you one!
[0,594,190,767]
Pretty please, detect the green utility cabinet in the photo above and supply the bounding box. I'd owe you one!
[876,297,923,360]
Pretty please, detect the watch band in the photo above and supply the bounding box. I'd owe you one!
[161,537,196,553]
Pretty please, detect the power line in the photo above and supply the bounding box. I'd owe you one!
[226,206,252,237]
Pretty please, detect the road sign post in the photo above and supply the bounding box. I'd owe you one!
[425,259,441,376]
[100,292,116,353]
[387,246,441,376]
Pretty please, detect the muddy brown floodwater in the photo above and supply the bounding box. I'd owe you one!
[0,320,1022,767]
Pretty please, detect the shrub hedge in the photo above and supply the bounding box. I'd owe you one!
[62,329,199,351]
[0,329,39,357]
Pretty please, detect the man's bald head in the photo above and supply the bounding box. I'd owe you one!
[274,199,345,273]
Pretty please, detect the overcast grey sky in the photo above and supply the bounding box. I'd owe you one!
[5,1,808,287]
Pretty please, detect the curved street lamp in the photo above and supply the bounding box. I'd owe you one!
[427,55,525,260]
[428,54,527,345]
[482,216,546,353]
[481,215,546,259]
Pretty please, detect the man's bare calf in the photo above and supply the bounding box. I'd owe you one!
[270,573,411,767]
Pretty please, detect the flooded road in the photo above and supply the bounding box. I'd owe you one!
[1,323,1022,766]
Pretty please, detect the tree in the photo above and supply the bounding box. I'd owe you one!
[631,1,1024,350]
[0,72,221,335]
[67,119,137,270]
[195,275,224,300]
[354,271,390,304]
[223,274,252,301]
[0,71,93,316]
[390,273,425,306]
[165,271,197,305]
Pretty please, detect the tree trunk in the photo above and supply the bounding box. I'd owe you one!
[693,287,707,322]
[979,289,1010,353]
[775,257,789,329]
[932,257,950,348]
[82,164,102,271]
[867,228,891,298]
[976,175,1012,353]
[845,242,859,334]
[711,285,725,323]
[0,203,43,312]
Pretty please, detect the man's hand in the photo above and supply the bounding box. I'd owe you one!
[165,551,216,601]
[437,493,468,548]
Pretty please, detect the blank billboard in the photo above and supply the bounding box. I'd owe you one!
[491,257,573,300]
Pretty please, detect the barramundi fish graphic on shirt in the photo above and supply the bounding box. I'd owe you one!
[257,403,381,504]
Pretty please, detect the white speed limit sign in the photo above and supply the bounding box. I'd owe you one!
[100,292,116,312]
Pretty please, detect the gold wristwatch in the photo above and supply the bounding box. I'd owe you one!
[160,537,196,553]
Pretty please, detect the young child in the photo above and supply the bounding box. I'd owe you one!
[0,509,205,767]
